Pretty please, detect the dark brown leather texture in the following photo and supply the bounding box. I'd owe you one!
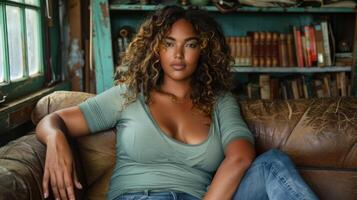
[0,91,356,200]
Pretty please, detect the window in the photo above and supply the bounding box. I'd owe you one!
[0,0,44,101]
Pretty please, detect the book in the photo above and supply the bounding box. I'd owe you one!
[303,25,312,67]
[321,21,332,66]
[272,32,279,67]
[259,74,270,99]
[266,32,273,67]
[278,34,288,67]
[246,36,252,66]
[293,26,304,67]
[252,32,260,67]
[286,34,296,67]
[259,32,266,67]
[313,24,325,67]
[308,26,317,65]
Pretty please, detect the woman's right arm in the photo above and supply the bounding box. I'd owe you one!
[36,106,90,200]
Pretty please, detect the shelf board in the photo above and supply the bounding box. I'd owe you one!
[109,4,356,13]
[231,66,352,73]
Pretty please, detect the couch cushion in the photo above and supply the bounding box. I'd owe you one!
[239,97,357,169]
[299,168,357,200]
[76,130,116,200]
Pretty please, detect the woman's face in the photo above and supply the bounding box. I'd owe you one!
[159,19,201,83]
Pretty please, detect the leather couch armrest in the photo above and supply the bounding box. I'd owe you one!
[31,90,94,125]
[29,90,115,199]
[0,134,47,199]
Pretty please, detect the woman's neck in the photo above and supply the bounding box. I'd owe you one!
[159,80,192,100]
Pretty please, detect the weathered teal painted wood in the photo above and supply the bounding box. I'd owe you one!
[21,3,29,78]
[92,0,114,94]
[231,66,352,73]
[1,76,45,101]
[110,4,355,13]
[1,3,10,84]
[352,12,357,95]
[0,81,70,134]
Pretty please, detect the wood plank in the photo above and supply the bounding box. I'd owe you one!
[0,81,70,134]
[92,0,114,94]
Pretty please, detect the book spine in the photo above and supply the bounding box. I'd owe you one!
[321,21,332,66]
[247,36,252,66]
[304,25,312,67]
[286,34,296,67]
[278,33,288,67]
[313,24,325,67]
[293,26,304,67]
[272,33,279,67]
[252,32,260,67]
[236,37,242,65]
[266,32,272,67]
[259,74,271,99]
[309,26,317,64]
[259,32,266,67]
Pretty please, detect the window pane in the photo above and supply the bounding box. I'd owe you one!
[26,9,41,76]
[25,0,40,6]
[0,7,4,83]
[8,0,23,3]
[6,6,24,80]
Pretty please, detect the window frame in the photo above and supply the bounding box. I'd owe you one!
[0,0,45,101]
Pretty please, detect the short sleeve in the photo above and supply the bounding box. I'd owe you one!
[216,93,255,149]
[79,84,127,133]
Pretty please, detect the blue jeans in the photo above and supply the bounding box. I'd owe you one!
[233,149,319,200]
[113,191,199,200]
[115,149,319,200]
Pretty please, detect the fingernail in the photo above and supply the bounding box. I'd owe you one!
[43,192,48,198]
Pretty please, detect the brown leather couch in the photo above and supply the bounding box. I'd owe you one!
[0,91,356,200]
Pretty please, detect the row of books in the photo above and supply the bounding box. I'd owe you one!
[226,21,336,68]
[245,72,350,100]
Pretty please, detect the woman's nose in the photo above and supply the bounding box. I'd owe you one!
[174,46,184,59]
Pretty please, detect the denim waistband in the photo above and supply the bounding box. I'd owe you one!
[118,190,199,200]
[124,190,182,196]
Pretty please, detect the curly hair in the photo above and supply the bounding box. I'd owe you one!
[116,5,233,115]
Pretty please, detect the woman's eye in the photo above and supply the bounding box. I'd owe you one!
[186,43,198,48]
[164,41,174,48]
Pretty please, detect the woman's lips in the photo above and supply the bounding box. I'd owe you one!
[170,63,186,70]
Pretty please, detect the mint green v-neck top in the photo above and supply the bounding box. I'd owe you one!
[79,85,254,200]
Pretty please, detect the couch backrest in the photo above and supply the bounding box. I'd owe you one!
[239,98,357,170]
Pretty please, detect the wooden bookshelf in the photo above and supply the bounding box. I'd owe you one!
[109,4,355,13]
[231,66,352,73]
[94,1,357,98]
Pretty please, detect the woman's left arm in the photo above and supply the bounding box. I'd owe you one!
[203,139,255,200]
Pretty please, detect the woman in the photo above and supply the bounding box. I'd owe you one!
[36,6,319,200]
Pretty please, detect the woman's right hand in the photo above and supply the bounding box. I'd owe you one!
[43,132,82,200]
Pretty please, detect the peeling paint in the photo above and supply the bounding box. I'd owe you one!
[100,2,110,28]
